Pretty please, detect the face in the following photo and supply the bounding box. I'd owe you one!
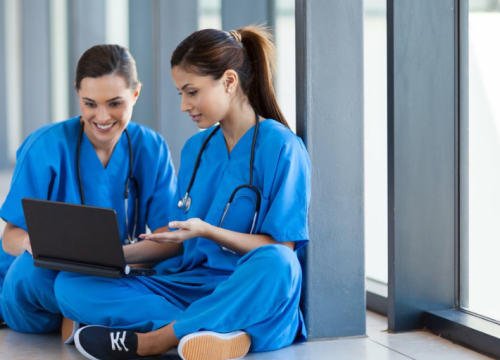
[78,75,140,150]
[171,66,232,129]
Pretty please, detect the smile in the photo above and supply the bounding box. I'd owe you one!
[93,122,116,133]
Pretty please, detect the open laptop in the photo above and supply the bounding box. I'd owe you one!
[22,198,156,279]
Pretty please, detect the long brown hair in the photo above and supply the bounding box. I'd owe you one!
[171,25,289,129]
[75,44,140,91]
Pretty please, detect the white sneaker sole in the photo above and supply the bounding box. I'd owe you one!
[178,331,251,360]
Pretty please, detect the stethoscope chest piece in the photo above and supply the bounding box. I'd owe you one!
[178,194,192,213]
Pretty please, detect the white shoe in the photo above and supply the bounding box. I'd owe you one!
[178,331,251,360]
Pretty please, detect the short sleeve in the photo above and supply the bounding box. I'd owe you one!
[0,135,56,231]
[260,138,311,250]
[145,139,178,232]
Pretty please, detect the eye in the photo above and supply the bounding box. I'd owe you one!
[188,90,197,97]
[109,101,123,108]
[84,102,97,108]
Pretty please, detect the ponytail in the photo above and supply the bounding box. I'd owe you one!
[171,25,290,129]
[238,25,289,128]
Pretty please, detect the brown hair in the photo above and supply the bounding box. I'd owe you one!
[75,44,140,91]
[171,25,289,129]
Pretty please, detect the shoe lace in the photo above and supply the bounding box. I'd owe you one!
[110,331,129,352]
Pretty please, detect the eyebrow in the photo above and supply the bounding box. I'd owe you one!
[82,96,123,103]
[180,84,193,91]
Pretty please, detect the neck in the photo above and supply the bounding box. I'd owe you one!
[83,125,120,168]
[220,102,258,153]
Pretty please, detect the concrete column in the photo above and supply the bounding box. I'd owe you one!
[67,0,106,116]
[21,0,51,138]
[221,0,275,31]
[296,0,366,339]
[128,0,155,130]
[0,0,8,167]
[154,0,199,170]
[387,0,456,331]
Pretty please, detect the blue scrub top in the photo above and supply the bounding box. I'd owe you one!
[160,119,311,277]
[0,116,177,276]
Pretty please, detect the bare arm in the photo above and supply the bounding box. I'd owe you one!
[140,219,294,256]
[2,222,32,256]
[123,225,183,264]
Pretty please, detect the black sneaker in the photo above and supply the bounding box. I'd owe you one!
[74,325,148,360]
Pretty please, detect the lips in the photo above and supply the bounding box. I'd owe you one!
[93,122,116,133]
[190,114,202,122]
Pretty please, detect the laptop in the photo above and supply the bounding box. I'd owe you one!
[22,198,156,279]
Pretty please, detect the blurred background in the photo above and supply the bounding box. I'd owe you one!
[0,0,296,172]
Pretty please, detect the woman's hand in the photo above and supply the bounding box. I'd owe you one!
[139,218,210,244]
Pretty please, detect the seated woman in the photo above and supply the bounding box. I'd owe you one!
[0,44,178,340]
[55,25,311,360]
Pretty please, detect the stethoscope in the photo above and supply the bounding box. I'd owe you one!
[178,109,262,236]
[77,121,139,244]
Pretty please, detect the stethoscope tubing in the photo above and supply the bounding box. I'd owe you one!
[77,121,139,243]
[178,109,262,236]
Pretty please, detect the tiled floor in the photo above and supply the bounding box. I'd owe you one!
[0,311,493,360]
[0,168,494,359]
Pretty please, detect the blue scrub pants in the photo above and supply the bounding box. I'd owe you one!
[55,245,303,352]
[0,245,16,321]
[0,252,62,333]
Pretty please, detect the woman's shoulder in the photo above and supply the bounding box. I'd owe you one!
[126,121,168,148]
[259,119,308,154]
[18,117,80,154]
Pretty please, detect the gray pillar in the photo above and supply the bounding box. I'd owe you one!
[387,0,456,331]
[155,0,199,170]
[221,0,275,31]
[0,0,8,168]
[129,0,155,130]
[21,0,51,138]
[67,0,106,116]
[296,0,365,339]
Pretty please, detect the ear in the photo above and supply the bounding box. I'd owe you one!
[132,84,142,104]
[223,70,238,93]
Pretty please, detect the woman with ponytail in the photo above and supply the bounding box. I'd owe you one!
[56,25,311,360]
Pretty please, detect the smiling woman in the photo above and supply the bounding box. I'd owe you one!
[0,44,178,339]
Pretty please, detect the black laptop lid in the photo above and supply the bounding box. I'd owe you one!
[22,198,126,272]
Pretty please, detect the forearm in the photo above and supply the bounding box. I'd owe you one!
[203,224,294,255]
[124,226,183,264]
[2,222,30,256]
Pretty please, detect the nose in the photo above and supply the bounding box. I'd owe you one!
[180,95,192,113]
[96,106,110,122]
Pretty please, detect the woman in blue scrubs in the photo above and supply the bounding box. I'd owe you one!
[56,26,310,360]
[0,45,178,338]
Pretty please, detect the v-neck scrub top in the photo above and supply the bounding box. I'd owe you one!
[158,119,311,277]
[0,116,177,331]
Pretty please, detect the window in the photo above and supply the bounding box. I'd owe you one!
[461,0,500,322]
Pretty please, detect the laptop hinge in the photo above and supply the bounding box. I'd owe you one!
[34,257,122,279]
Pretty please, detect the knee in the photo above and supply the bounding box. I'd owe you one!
[252,245,302,290]
[54,272,81,303]
[3,253,56,299]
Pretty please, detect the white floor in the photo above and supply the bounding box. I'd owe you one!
[0,310,492,360]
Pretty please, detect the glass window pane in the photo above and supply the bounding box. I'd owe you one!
[364,0,388,284]
[462,0,500,321]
